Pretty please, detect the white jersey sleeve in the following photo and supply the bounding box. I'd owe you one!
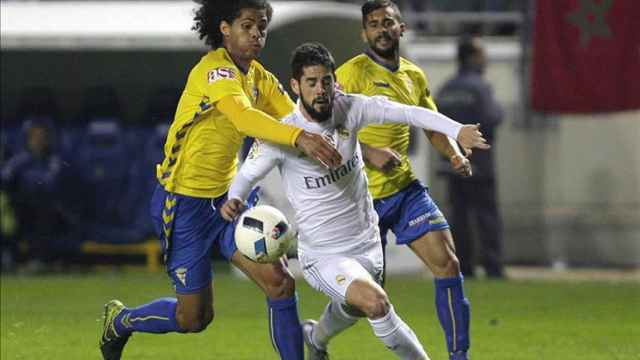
[228,141,283,202]
[347,93,463,139]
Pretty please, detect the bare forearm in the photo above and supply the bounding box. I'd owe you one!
[424,130,462,159]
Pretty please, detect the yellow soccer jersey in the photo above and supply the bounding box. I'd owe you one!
[157,48,296,198]
[336,53,437,199]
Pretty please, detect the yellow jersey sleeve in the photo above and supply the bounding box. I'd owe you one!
[203,66,245,104]
[216,95,301,147]
[205,60,299,147]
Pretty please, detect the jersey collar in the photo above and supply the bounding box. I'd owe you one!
[364,50,400,73]
[218,47,253,75]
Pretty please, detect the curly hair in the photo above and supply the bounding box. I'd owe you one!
[290,42,336,81]
[192,0,273,49]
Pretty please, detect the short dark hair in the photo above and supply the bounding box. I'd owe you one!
[361,0,403,27]
[457,35,480,64]
[192,0,273,49]
[290,42,336,81]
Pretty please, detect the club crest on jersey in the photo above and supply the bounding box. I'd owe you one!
[336,125,349,140]
[247,141,262,160]
[373,81,390,88]
[323,132,336,147]
[336,274,346,286]
[175,267,187,287]
[208,67,235,83]
[252,86,260,102]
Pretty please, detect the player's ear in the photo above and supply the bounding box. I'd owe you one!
[220,20,232,38]
[360,29,368,43]
[290,78,300,97]
[399,22,406,36]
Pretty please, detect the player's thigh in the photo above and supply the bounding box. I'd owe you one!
[302,255,380,305]
[392,181,449,246]
[409,229,459,277]
[231,251,295,299]
[150,186,220,295]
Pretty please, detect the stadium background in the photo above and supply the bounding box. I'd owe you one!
[1,1,638,359]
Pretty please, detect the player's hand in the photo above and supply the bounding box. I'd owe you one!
[450,154,472,177]
[295,130,342,168]
[457,124,490,151]
[221,198,246,222]
[362,145,402,173]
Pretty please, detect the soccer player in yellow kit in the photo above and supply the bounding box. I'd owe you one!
[98,1,341,360]
[335,1,478,359]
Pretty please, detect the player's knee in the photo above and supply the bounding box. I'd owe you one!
[444,255,461,275]
[263,269,296,299]
[433,254,460,277]
[362,290,390,319]
[176,307,214,333]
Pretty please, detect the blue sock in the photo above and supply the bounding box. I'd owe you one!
[435,275,471,354]
[114,297,186,335]
[267,295,304,360]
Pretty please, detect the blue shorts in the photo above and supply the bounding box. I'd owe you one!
[374,180,449,247]
[149,184,259,294]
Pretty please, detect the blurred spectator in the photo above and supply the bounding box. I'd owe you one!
[1,119,69,272]
[436,35,505,278]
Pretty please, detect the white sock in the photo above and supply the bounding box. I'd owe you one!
[368,305,430,360]
[313,301,358,349]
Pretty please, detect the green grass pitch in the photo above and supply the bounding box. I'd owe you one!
[2,267,638,360]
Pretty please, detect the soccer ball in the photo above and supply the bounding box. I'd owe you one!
[235,205,294,263]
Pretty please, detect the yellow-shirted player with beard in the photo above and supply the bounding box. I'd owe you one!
[98,1,341,360]
[313,1,483,360]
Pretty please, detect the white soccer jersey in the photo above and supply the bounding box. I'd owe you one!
[228,92,463,258]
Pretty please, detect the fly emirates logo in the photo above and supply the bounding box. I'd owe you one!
[304,153,360,189]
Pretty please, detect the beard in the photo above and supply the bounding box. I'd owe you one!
[369,34,399,60]
[301,96,333,122]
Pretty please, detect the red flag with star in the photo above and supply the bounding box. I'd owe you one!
[531,0,640,113]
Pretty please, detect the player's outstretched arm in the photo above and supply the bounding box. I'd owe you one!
[217,95,342,168]
[358,95,490,151]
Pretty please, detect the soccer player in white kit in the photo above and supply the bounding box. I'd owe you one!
[221,42,489,360]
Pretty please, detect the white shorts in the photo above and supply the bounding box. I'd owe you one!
[299,241,384,303]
